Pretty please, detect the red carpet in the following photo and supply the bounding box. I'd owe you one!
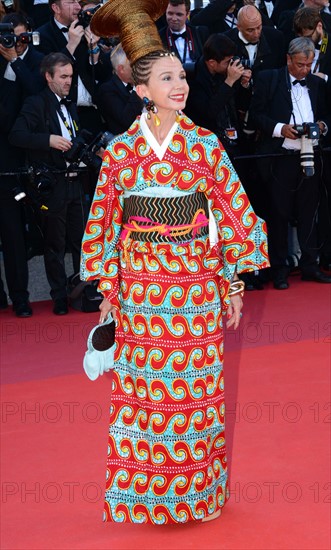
[1,277,330,550]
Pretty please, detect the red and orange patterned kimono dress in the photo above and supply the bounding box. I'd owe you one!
[81,114,269,524]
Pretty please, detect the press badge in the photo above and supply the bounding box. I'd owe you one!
[225,128,238,140]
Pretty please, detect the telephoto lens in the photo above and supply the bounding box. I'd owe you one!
[300,136,315,177]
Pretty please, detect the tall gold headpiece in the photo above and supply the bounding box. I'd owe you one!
[91,0,169,65]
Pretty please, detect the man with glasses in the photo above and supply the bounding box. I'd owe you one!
[278,0,331,46]
[294,7,331,79]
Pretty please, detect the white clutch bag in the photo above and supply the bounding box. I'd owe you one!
[83,314,116,381]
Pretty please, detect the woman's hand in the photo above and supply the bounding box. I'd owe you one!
[99,298,116,324]
[226,294,243,330]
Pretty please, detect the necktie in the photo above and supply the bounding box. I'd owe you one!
[315,43,321,50]
[172,31,187,41]
[126,83,133,92]
[292,79,307,86]
[60,27,69,33]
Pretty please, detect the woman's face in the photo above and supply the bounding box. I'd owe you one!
[136,56,189,115]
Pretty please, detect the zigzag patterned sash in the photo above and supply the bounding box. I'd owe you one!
[122,193,209,243]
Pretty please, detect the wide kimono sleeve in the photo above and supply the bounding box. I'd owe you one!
[80,148,124,306]
[204,136,269,284]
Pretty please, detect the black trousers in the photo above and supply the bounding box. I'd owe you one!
[266,151,321,271]
[41,179,86,301]
[0,195,29,304]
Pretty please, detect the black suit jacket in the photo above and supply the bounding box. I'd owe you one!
[271,0,300,26]
[95,75,142,135]
[9,87,81,210]
[249,67,330,154]
[190,0,236,34]
[159,22,209,63]
[36,18,111,102]
[0,46,45,197]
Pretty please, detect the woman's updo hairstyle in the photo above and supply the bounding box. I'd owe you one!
[90,0,170,71]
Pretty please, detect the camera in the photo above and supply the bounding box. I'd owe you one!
[0,23,40,48]
[293,122,320,177]
[64,129,113,171]
[294,122,320,140]
[28,165,56,202]
[1,0,15,14]
[77,4,101,28]
[231,55,251,70]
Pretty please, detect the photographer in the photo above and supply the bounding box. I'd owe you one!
[36,0,111,134]
[249,37,331,289]
[9,52,86,315]
[185,33,252,155]
[0,13,44,317]
[0,13,44,91]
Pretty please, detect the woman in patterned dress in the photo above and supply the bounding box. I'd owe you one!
[81,51,268,524]
[81,0,269,525]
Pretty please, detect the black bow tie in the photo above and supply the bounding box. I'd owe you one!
[126,83,133,92]
[172,31,187,41]
[243,40,259,46]
[60,97,71,107]
[60,26,69,33]
[292,79,307,87]
[315,43,321,50]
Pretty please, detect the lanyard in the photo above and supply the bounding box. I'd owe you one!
[166,27,195,62]
[313,34,329,72]
[320,34,328,55]
[57,104,77,138]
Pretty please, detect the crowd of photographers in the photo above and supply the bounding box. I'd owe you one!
[0,0,331,317]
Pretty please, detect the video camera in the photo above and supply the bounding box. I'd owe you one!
[294,122,320,177]
[64,129,113,171]
[77,4,101,28]
[0,23,40,48]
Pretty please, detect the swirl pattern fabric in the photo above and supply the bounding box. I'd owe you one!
[81,116,269,524]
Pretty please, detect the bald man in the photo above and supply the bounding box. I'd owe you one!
[223,4,285,145]
[224,5,286,76]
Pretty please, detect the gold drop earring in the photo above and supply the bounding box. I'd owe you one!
[176,110,182,123]
[143,96,161,126]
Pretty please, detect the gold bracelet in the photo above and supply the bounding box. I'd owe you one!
[229,280,245,297]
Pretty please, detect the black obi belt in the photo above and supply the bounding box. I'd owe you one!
[122,193,210,243]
